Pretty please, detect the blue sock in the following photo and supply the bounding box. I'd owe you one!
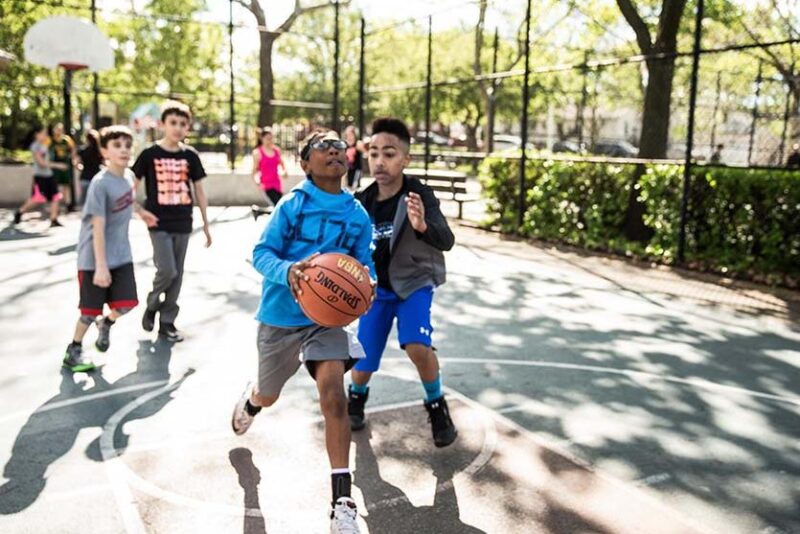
[350,382,369,395]
[422,374,442,402]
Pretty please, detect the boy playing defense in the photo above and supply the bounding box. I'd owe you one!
[348,117,458,447]
[63,126,158,372]
[231,130,375,533]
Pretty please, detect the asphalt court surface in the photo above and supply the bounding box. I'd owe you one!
[1,206,799,533]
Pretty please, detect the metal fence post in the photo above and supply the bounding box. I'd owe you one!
[424,14,432,177]
[228,0,235,171]
[778,73,793,164]
[577,51,589,148]
[518,0,532,229]
[677,0,704,264]
[747,60,763,166]
[332,0,340,132]
[486,27,499,154]
[709,70,721,150]
[358,17,366,139]
[91,0,99,126]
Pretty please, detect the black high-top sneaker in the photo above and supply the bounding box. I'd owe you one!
[424,395,458,447]
[347,386,369,431]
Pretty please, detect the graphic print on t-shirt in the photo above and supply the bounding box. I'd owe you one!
[112,188,135,213]
[154,158,192,205]
[373,221,393,242]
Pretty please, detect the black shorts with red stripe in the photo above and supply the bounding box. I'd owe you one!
[78,262,138,316]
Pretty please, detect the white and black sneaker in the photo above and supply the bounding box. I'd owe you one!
[330,497,360,534]
[231,382,258,435]
[159,323,184,342]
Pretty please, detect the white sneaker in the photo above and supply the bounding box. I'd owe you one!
[330,497,360,534]
[231,382,257,435]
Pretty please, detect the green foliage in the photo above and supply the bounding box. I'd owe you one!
[479,157,800,282]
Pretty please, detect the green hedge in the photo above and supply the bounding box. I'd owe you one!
[478,157,800,283]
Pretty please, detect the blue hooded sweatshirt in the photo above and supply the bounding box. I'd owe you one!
[252,178,376,327]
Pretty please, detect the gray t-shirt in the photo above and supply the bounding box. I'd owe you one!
[77,169,136,271]
[30,141,53,177]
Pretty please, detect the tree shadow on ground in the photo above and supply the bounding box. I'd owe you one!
[430,266,800,532]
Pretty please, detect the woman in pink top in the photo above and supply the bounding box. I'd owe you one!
[251,127,288,220]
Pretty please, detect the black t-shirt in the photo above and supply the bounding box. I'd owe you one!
[78,144,102,182]
[132,144,206,233]
[369,186,404,290]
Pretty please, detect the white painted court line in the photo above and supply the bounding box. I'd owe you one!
[0,379,169,425]
[97,376,495,522]
[391,356,800,407]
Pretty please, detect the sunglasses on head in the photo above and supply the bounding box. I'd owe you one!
[301,138,347,160]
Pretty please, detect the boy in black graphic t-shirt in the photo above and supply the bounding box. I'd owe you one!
[132,100,212,342]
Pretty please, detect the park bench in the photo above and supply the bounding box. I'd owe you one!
[361,168,477,219]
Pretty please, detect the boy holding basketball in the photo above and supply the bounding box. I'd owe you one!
[348,117,458,448]
[230,129,375,533]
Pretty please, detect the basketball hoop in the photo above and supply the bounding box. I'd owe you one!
[59,63,89,71]
[24,16,113,72]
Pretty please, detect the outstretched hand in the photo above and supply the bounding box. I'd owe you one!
[405,192,427,233]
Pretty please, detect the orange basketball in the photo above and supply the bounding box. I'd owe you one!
[297,253,373,328]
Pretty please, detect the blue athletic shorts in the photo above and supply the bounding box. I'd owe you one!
[354,285,434,373]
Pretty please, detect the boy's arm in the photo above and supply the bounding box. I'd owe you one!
[409,189,455,251]
[91,215,111,288]
[193,180,212,247]
[131,176,158,227]
[252,207,294,286]
[251,149,260,183]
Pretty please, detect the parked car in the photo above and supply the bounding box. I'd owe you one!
[491,134,535,152]
[592,140,638,158]
[411,131,449,146]
[552,140,583,154]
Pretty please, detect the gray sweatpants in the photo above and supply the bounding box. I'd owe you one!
[146,231,190,326]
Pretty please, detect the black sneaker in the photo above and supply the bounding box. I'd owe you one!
[142,308,157,332]
[49,219,63,228]
[251,205,272,221]
[424,396,458,448]
[347,386,369,431]
[63,343,96,373]
[159,324,184,342]
[13,211,22,225]
[95,317,113,352]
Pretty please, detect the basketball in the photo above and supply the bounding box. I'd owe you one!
[296,253,373,327]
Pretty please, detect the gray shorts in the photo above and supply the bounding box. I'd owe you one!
[256,322,365,397]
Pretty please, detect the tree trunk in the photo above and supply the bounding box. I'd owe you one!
[623,55,676,241]
[638,57,675,159]
[259,34,276,127]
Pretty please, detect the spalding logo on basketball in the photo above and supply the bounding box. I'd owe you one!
[297,253,373,327]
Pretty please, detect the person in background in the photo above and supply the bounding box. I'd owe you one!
[50,122,78,210]
[343,125,365,192]
[710,143,724,164]
[787,143,800,169]
[77,129,102,205]
[13,124,65,228]
[250,127,288,221]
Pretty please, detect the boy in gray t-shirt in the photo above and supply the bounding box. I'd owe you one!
[63,126,158,372]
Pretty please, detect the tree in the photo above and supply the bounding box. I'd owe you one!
[616,0,688,159]
[615,0,688,240]
[730,0,800,147]
[234,0,345,127]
